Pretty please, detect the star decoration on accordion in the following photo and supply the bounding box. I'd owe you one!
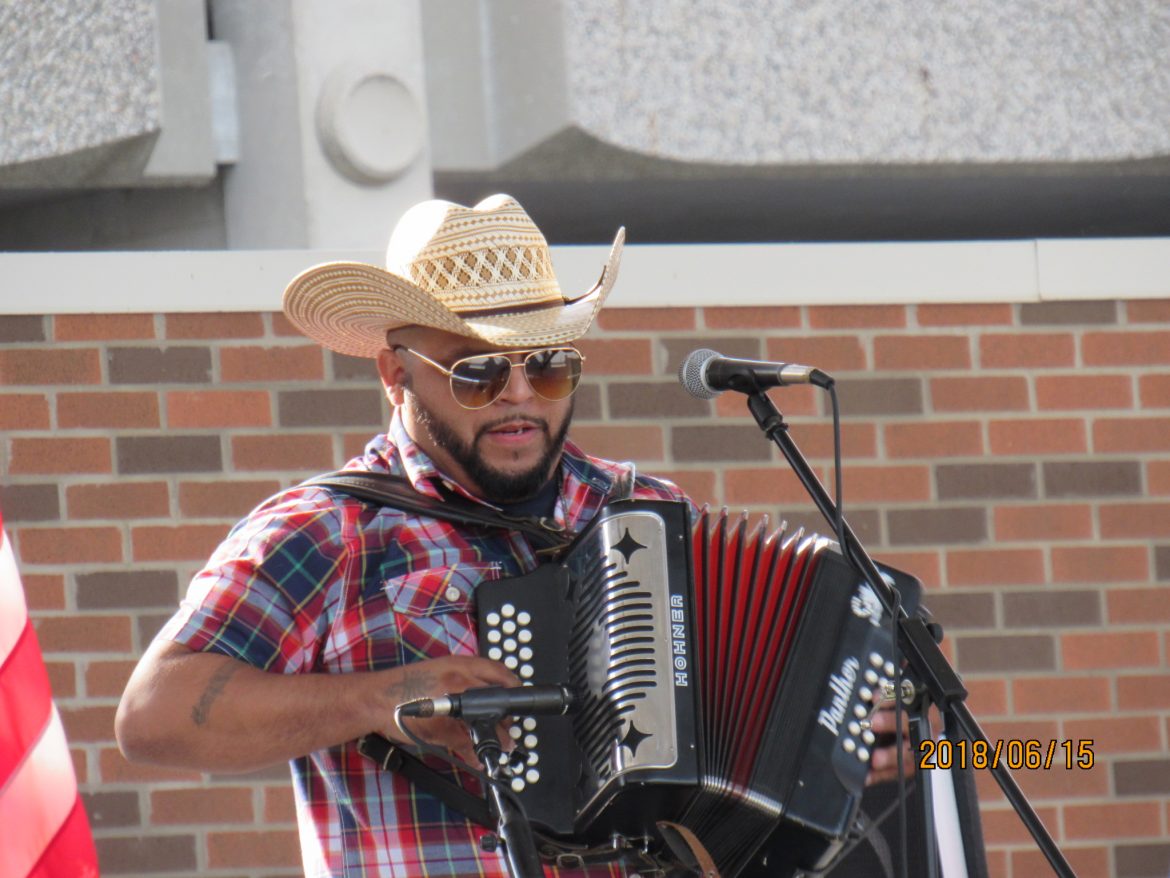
[612,528,646,564]
[621,719,652,758]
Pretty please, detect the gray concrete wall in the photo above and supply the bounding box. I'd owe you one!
[562,0,1170,164]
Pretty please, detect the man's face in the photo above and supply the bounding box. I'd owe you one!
[377,328,577,503]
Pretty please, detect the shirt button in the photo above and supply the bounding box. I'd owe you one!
[444,586,461,602]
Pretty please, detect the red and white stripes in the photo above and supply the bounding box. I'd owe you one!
[0,508,98,878]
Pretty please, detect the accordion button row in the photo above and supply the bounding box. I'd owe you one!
[869,652,898,678]
[842,739,871,762]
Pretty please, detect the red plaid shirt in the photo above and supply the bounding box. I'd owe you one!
[161,412,688,877]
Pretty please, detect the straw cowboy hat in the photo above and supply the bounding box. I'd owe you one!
[283,194,625,358]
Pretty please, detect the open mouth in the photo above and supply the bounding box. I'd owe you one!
[479,420,547,447]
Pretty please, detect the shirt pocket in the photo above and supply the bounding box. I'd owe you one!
[385,562,500,664]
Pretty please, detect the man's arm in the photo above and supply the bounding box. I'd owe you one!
[116,640,517,771]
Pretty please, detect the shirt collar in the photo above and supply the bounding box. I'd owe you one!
[366,410,633,527]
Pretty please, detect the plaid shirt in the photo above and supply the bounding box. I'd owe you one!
[161,412,688,878]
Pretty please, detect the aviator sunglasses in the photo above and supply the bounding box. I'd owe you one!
[393,345,585,410]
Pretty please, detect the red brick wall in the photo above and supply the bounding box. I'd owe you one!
[2,301,1168,878]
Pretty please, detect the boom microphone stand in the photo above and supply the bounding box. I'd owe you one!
[468,719,545,878]
[741,387,1076,878]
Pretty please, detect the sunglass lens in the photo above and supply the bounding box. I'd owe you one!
[525,349,582,401]
[450,355,512,408]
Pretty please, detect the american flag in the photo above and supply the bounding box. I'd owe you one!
[0,504,99,878]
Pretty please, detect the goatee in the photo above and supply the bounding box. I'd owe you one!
[409,390,573,503]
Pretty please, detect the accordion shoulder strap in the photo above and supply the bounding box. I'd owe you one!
[656,821,722,878]
[302,470,572,554]
[356,734,494,829]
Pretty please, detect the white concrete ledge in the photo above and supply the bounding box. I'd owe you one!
[0,239,1166,315]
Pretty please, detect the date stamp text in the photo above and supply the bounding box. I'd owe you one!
[919,738,1094,771]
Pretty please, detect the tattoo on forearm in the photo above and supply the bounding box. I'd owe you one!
[384,666,436,705]
[191,661,240,726]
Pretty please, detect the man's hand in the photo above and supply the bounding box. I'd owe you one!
[378,655,519,767]
[864,702,916,787]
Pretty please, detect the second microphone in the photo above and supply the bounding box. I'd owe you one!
[398,684,576,721]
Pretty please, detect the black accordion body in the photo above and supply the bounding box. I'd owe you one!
[476,500,922,877]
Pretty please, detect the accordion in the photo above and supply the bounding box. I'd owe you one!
[476,500,922,877]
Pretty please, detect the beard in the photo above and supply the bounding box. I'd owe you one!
[408,389,573,504]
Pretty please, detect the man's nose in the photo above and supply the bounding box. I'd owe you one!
[494,359,536,404]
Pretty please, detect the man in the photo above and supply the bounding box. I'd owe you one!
[116,195,910,877]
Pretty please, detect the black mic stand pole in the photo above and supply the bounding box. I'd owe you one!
[742,388,1076,878]
[468,719,545,878]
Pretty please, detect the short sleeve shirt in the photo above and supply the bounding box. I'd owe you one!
[160,412,690,878]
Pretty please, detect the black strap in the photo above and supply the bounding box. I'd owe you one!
[302,471,572,555]
[356,734,494,829]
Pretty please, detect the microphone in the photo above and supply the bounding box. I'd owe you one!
[678,348,833,399]
[397,684,575,721]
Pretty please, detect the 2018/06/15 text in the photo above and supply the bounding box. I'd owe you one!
[918,739,1095,771]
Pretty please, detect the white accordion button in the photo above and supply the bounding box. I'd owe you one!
[522,717,537,731]
[848,721,861,736]
[859,687,873,702]
[518,630,533,644]
[487,630,502,644]
[843,739,857,753]
[523,734,538,749]
[853,704,868,719]
[520,665,534,679]
[525,768,540,784]
[527,751,539,765]
[884,661,897,677]
[509,725,522,740]
[502,603,516,617]
[857,747,871,762]
[504,656,519,670]
[865,670,879,685]
[519,646,533,661]
[518,611,531,625]
[488,647,503,661]
[487,612,501,627]
[502,620,517,635]
[862,730,876,745]
[511,778,525,792]
[504,638,518,652]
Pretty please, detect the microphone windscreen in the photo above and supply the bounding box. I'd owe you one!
[678,348,721,399]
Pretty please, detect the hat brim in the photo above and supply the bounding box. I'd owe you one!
[283,228,625,358]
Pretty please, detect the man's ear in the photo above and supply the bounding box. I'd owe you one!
[377,348,407,407]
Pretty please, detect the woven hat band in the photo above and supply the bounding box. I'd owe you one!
[407,244,563,309]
